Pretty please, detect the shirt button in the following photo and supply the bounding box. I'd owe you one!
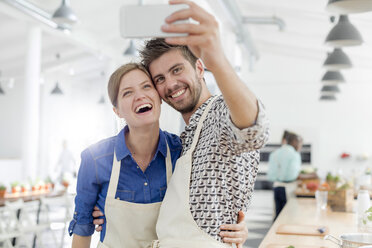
[137,166,139,169]
[144,182,148,186]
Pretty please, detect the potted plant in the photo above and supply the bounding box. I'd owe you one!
[45,177,54,191]
[62,180,69,188]
[62,175,71,189]
[30,180,39,192]
[20,184,27,193]
[20,183,30,193]
[0,184,7,198]
[11,181,20,194]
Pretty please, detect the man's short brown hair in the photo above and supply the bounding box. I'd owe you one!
[140,38,198,71]
[287,133,303,151]
[107,63,150,107]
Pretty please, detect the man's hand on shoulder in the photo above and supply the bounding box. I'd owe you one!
[92,206,104,232]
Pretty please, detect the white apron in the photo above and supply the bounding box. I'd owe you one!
[153,96,233,248]
[97,142,173,248]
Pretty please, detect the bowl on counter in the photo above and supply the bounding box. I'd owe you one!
[325,233,372,248]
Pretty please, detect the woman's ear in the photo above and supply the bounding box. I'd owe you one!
[113,106,121,118]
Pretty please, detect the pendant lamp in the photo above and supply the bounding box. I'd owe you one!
[326,0,372,14]
[52,0,78,25]
[323,48,352,70]
[0,83,4,95]
[51,82,63,95]
[321,71,345,85]
[124,40,138,56]
[320,94,337,101]
[325,15,363,47]
[98,95,105,104]
[321,85,340,93]
[0,71,4,95]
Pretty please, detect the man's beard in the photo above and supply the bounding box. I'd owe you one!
[166,76,202,114]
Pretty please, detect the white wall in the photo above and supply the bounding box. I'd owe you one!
[38,72,117,181]
[242,52,372,179]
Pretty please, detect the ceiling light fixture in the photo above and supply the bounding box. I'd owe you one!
[326,0,372,14]
[320,94,337,101]
[51,82,63,95]
[0,71,4,95]
[323,48,352,70]
[0,83,4,95]
[98,95,105,104]
[321,71,345,85]
[52,0,78,25]
[325,15,363,47]
[2,0,72,30]
[124,40,138,56]
[321,85,341,93]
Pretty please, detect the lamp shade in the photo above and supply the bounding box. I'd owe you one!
[51,82,63,95]
[320,94,337,101]
[325,15,363,47]
[323,48,352,70]
[321,71,345,85]
[52,0,78,25]
[98,95,105,104]
[321,85,340,93]
[326,0,372,14]
[124,40,138,56]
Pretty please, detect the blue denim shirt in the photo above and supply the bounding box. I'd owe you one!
[68,126,182,242]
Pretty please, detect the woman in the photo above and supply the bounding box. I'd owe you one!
[69,63,247,248]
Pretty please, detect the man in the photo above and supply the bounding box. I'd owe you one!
[267,132,303,220]
[94,0,269,246]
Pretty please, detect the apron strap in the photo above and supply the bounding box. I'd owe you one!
[165,140,172,184]
[107,150,121,199]
[107,140,173,200]
[188,95,219,153]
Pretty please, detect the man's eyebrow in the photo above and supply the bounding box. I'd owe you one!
[168,63,183,73]
[152,63,184,79]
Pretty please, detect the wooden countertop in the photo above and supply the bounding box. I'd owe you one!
[259,198,357,248]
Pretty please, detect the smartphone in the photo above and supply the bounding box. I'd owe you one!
[120,4,190,38]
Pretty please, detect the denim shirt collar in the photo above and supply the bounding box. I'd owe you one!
[114,125,167,161]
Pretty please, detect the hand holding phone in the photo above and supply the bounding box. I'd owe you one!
[120,4,189,38]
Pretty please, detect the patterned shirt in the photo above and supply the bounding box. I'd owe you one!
[180,95,269,241]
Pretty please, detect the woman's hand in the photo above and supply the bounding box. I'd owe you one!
[219,211,249,248]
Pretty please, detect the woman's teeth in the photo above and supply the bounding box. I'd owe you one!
[171,89,185,98]
[135,103,152,113]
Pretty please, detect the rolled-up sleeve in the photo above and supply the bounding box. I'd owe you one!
[68,149,100,237]
[223,99,270,153]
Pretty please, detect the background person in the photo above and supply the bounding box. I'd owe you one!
[54,140,77,184]
[268,132,303,220]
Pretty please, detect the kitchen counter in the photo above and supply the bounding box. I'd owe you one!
[259,198,357,248]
